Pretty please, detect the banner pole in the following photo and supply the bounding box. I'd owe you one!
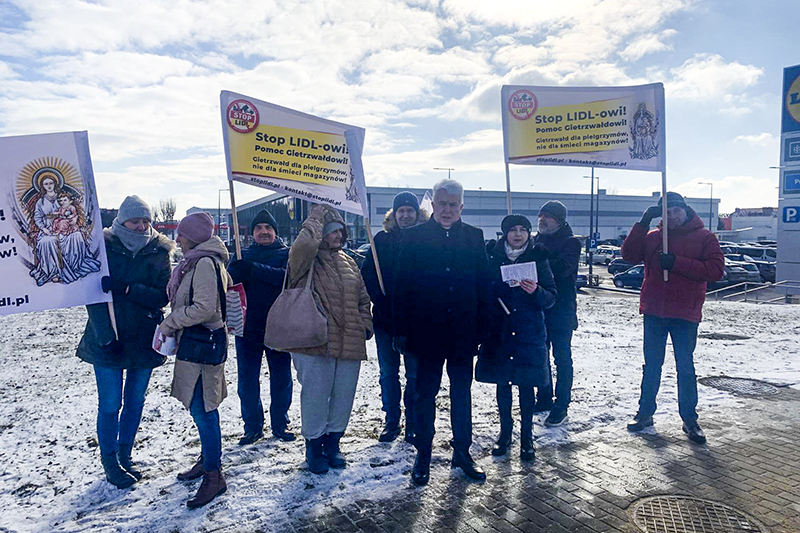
[364,219,385,295]
[661,170,669,282]
[107,301,119,339]
[505,162,512,215]
[229,182,242,260]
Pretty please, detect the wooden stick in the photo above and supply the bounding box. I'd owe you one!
[661,170,669,282]
[107,301,119,340]
[504,162,512,215]
[365,218,385,295]
[229,183,242,260]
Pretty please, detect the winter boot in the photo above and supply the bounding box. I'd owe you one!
[177,455,205,481]
[493,386,513,456]
[186,469,227,509]
[411,442,432,486]
[520,402,536,462]
[305,438,329,474]
[452,447,486,481]
[404,415,416,445]
[100,452,136,489]
[323,432,346,469]
[117,444,142,481]
[378,419,401,442]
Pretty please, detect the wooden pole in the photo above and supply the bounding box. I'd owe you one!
[364,218,385,295]
[661,170,669,282]
[504,162,513,215]
[107,301,118,339]
[229,182,242,260]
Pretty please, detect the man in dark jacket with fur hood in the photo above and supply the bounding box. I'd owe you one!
[361,191,429,444]
[227,210,295,445]
[622,192,724,444]
[533,200,581,428]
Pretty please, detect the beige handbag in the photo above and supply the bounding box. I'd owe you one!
[264,261,327,351]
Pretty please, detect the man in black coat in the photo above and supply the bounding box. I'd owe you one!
[393,179,490,485]
[533,201,581,427]
[227,210,295,444]
[361,191,428,443]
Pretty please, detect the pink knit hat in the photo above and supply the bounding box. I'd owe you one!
[177,212,214,244]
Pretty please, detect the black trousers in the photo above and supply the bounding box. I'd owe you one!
[413,354,473,452]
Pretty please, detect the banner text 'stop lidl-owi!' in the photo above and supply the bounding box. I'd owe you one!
[501,83,666,172]
[0,131,111,316]
[221,90,368,217]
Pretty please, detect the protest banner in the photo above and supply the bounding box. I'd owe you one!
[0,131,111,316]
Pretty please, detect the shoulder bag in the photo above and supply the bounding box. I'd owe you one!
[264,260,327,351]
[176,260,228,366]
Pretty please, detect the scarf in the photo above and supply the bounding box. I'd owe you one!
[167,247,220,306]
[505,240,526,262]
[110,218,156,257]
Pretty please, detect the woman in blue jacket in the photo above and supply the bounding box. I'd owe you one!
[476,214,557,462]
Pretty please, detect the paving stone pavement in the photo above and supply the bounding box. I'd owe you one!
[237,386,800,533]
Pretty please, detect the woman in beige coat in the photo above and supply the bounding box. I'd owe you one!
[160,212,231,508]
[289,204,372,474]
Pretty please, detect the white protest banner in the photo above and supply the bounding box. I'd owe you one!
[501,83,665,172]
[221,90,367,216]
[0,131,111,316]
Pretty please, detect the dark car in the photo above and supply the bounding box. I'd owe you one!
[724,259,762,284]
[613,265,644,289]
[724,254,776,283]
[607,258,635,274]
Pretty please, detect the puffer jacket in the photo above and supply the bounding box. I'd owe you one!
[622,212,724,323]
[476,238,558,386]
[161,236,232,412]
[77,229,173,369]
[288,205,372,360]
[534,222,581,333]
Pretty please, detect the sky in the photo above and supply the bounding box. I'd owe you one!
[0,0,794,216]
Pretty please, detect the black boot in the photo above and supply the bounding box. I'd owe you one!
[493,385,513,456]
[452,448,486,481]
[411,443,432,486]
[101,452,136,489]
[305,438,329,474]
[117,444,142,481]
[378,419,401,443]
[323,432,346,469]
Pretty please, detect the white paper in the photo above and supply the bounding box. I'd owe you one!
[152,327,177,356]
[501,262,538,287]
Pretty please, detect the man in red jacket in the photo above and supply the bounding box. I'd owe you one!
[621,192,724,444]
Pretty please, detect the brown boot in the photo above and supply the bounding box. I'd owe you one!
[187,469,227,509]
[177,456,204,481]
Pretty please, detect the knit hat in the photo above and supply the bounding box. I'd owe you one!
[249,209,279,236]
[323,221,345,238]
[177,212,214,244]
[538,200,568,226]
[501,214,532,235]
[657,191,687,209]
[117,195,152,223]
[393,191,420,213]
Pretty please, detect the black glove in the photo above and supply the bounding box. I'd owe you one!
[101,276,128,295]
[529,242,549,261]
[365,330,373,341]
[659,252,676,271]
[392,336,407,353]
[226,259,253,283]
[640,205,662,227]
[100,340,124,356]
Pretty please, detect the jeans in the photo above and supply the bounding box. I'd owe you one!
[190,378,222,471]
[537,329,573,409]
[235,335,293,434]
[638,315,699,424]
[374,325,417,427]
[414,355,473,451]
[94,365,153,456]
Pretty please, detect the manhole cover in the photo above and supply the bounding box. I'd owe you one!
[630,496,767,532]
[698,376,780,397]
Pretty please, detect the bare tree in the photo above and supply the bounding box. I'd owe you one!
[158,198,177,222]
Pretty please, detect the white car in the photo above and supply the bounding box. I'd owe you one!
[587,246,623,265]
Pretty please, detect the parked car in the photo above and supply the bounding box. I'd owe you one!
[607,258,636,274]
[724,254,776,283]
[588,246,623,265]
[613,265,644,289]
[724,259,762,285]
[737,246,777,262]
[576,273,588,289]
[356,243,371,254]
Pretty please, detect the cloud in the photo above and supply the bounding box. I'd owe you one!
[734,132,778,148]
[619,29,676,62]
[667,53,763,101]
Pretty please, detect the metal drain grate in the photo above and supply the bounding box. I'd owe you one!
[630,496,767,532]
[698,376,780,397]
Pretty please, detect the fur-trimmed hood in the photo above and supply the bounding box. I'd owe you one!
[382,208,430,232]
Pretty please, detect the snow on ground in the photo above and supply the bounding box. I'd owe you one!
[0,295,799,532]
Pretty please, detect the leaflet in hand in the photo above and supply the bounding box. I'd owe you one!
[152,327,177,356]
[501,262,538,287]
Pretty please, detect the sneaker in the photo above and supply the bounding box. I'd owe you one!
[237,430,264,446]
[682,423,707,444]
[544,408,568,427]
[626,415,654,432]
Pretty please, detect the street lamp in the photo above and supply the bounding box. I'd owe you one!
[433,167,454,179]
[218,188,229,239]
[698,181,713,230]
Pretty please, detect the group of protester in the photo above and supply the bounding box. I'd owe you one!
[74,180,724,508]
